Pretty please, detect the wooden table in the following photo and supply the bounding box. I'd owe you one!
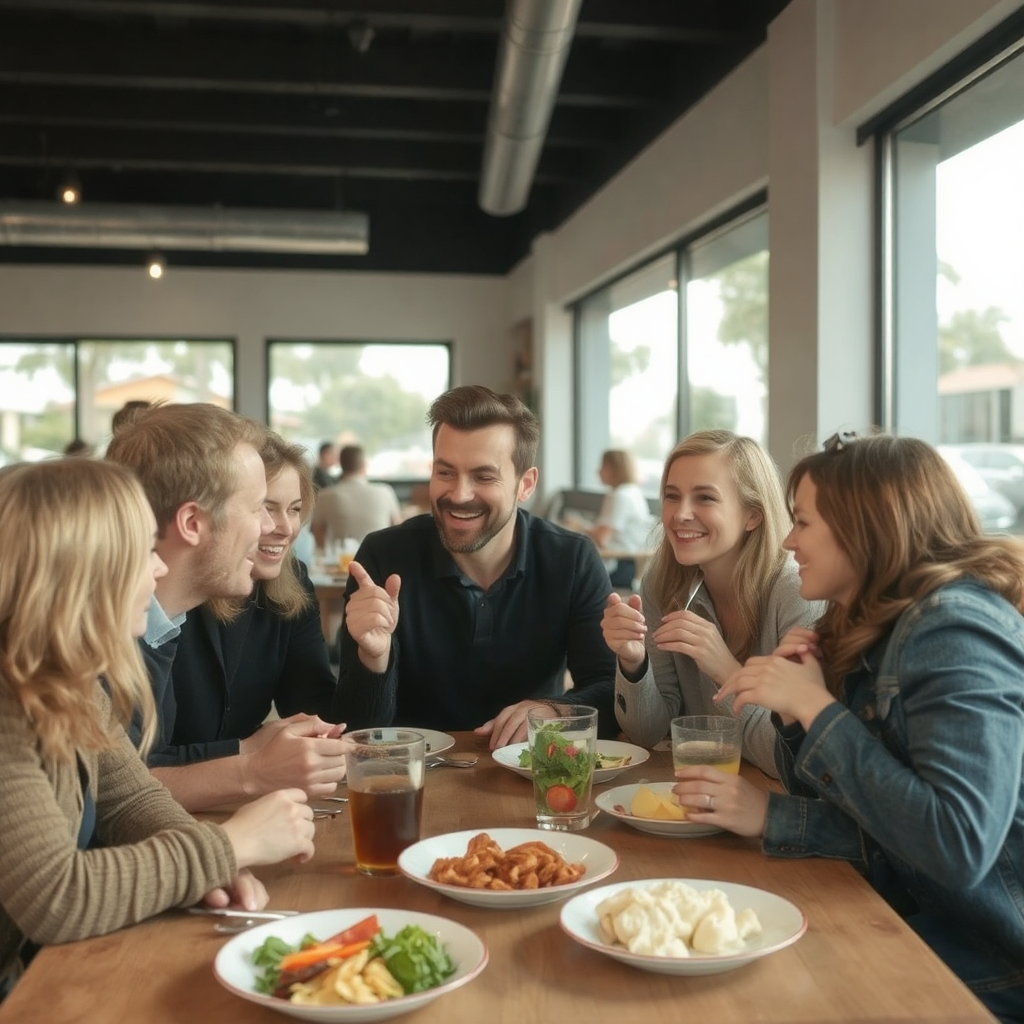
[0,735,995,1024]
[309,571,347,642]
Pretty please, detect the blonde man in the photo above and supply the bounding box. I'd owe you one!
[107,403,349,811]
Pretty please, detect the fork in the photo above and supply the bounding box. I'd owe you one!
[425,754,479,769]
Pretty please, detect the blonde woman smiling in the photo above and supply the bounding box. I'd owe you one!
[602,430,821,775]
[0,460,315,1000]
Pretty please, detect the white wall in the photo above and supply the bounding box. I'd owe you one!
[0,264,512,422]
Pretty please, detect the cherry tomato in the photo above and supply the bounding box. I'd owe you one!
[545,784,577,813]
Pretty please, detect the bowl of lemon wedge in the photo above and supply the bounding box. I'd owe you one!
[594,782,723,837]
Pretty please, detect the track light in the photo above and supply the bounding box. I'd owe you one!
[147,254,166,279]
[58,171,81,205]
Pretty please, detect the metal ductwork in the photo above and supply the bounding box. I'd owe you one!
[0,200,369,255]
[478,0,582,217]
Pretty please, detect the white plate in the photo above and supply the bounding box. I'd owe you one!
[560,879,806,975]
[404,729,455,755]
[491,740,649,783]
[398,827,619,908]
[594,782,723,837]
[214,908,487,1023]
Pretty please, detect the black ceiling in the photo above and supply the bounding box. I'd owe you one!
[0,0,789,275]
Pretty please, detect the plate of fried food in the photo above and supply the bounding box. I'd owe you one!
[594,782,723,837]
[491,740,649,783]
[559,879,807,975]
[214,907,488,1022]
[398,828,619,908]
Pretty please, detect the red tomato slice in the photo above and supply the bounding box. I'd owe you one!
[545,784,577,813]
[321,913,379,948]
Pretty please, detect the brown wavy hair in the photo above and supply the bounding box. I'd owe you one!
[0,460,156,762]
[645,430,791,661]
[428,385,539,477]
[789,433,1024,691]
[208,432,315,623]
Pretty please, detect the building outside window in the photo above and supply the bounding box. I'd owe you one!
[267,341,451,479]
[0,338,233,459]
[574,205,768,494]
[878,15,1024,531]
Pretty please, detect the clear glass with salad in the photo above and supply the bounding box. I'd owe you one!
[525,704,598,831]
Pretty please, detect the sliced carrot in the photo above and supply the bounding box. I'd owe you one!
[321,913,379,948]
[278,938,371,974]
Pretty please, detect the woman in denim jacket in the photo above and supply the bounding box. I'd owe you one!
[673,434,1024,1023]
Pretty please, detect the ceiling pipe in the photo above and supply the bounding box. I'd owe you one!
[0,200,369,255]
[478,0,582,217]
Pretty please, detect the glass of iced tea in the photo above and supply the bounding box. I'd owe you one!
[346,728,425,876]
[670,715,742,775]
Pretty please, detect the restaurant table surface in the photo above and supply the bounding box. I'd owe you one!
[1,733,995,1024]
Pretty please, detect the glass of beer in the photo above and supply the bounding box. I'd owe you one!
[346,728,425,876]
[670,715,742,775]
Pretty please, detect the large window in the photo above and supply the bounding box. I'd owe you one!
[881,22,1024,531]
[267,341,451,479]
[574,206,768,493]
[0,338,233,459]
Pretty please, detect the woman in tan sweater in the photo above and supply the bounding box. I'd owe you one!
[0,459,317,998]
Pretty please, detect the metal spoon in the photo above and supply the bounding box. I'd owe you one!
[425,754,479,769]
[682,569,705,612]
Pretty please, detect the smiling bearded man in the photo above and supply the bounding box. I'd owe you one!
[334,385,617,748]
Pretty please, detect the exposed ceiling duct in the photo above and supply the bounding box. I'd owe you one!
[478,0,582,217]
[0,201,369,256]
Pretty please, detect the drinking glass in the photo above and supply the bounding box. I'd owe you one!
[346,728,425,876]
[526,704,598,831]
[670,715,742,774]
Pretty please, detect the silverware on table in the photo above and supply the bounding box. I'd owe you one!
[426,754,479,769]
[187,907,299,920]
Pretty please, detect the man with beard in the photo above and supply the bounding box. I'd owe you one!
[107,403,350,811]
[335,385,616,746]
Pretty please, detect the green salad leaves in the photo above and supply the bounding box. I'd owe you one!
[369,924,456,994]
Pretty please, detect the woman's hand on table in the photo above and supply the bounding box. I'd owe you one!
[220,788,316,868]
[652,610,739,685]
[601,592,647,674]
[201,868,269,913]
[672,767,768,838]
[716,651,835,731]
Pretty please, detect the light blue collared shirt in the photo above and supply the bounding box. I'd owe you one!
[143,597,186,649]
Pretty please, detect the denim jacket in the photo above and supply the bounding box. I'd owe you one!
[762,580,1024,994]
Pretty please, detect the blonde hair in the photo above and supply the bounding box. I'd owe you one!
[789,433,1024,691]
[601,450,637,487]
[208,432,315,623]
[106,402,266,534]
[0,460,157,762]
[646,430,790,661]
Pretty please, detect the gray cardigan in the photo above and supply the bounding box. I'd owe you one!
[613,558,822,776]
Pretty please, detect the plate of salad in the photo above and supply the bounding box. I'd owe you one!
[214,908,487,1022]
[492,739,649,783]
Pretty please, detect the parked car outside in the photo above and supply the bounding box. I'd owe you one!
[937,447,1016,533]
[943,444,1024,520]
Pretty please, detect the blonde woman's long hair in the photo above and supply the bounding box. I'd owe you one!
[645,430,791,661]
[208,432,315,623]
[789,433,1024,692]
[0,460,157,762]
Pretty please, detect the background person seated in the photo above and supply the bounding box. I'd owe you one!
[571,449,653,588]
[311,444,402,548]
